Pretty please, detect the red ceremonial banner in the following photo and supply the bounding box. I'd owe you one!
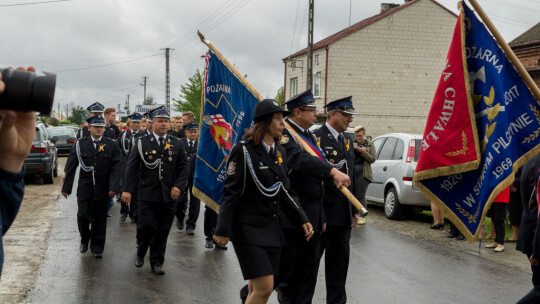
[414,14,480,181]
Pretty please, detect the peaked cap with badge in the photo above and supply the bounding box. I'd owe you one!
[87,102,105,113]
[128,112,143,122]
[86,115,106,127]
[284,89,316,110]
[324,96,355,115]
[149,105,169,120]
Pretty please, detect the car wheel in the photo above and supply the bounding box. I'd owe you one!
[43,168,54,184]
[53,156,58,177]
[384,187,402,219]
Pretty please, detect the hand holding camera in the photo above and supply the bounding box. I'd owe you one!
[0,67,55,173]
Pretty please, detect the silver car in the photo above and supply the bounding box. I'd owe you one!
[365,133,429,219]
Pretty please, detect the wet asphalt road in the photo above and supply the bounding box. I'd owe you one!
[28,175,531,303]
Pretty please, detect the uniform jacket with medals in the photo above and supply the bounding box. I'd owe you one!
[78,125,116,140]
[124,134,189,203]
[314,123,357,226]
[62,136,122,201]
[215,140,309,248]
[180,137,198,187]
[279,119,333,232]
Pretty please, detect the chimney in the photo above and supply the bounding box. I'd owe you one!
[381,3,400,13]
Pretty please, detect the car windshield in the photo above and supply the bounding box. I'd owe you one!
[49,128,74,137]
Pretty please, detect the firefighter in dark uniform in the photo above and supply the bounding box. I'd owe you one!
[276,89,351,304]
[117,112,143,223]
[61,115,122,258]
[214,99,314,304]
[122,107,189,275]
[516,153,540,303]
[77,102,116,140]
[314,96,358,304]
[176,122,201,235]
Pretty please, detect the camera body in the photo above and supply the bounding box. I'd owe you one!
[0,68,56,116]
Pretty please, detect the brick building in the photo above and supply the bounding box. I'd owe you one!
[510,22,540,89]
[282,0,457,137]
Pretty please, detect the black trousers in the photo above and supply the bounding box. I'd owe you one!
[120,191,138,220]
[320,225,351,304]
[517,254,540,303]
[278,227,321,304]
[137,200,176,267]
[490,203,507,245]
[77,198,109,254]
[176,186,200,229]
[204,206,218,240]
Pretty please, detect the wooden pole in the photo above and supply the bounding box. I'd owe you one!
[197,31,265,101]
[467,0,540,102]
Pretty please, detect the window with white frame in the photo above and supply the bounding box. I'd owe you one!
[313,72,321,97]
[290,77,298,97]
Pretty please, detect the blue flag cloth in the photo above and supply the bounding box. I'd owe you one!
[417,2,540,240]
[192,50,258,212]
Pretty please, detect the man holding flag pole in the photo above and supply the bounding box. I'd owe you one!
[413,0,540,302]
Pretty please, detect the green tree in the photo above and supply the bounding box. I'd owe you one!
[143,94,155,105]
[173,69,203,122]
[275,86,284,105]
[69,105,88,125]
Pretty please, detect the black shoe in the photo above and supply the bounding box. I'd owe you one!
[447,233,457,238]
[176,220,184,231]
[80,243,88,253]
[213,240,228,250]
[186,228,195,235]
[456,234,465,240]
[93,252,103,259]
[276,286,290,304]
[119,214,127,223]
[430,223,444,229]
[134,256,144,268]
[240,285,249,304]
[151,265,165,275]
[205,239,214,249]
[131,217,137,223]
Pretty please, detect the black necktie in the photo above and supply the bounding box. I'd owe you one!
[93,140,99,151]
[269,147,276,162]
[337,134,343,142]
[189,141,193,149]
[159,137,164,149]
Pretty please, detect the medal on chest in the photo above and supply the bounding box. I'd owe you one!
[168,150,173,162]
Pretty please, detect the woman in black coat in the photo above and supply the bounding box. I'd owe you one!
[214,99,313,304]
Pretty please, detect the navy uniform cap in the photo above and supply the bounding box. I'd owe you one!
[128,113,143,122]
[143,111,152,122]
[87,102,105,113]
[253,99,290,123]
[324,96,355,115]
[86,115,105,127]
[149,105,169,119]
[283,89,316,110]
[184,122,199,130]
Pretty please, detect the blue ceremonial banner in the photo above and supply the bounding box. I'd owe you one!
[192,50,258,212]
[416,2,540,240]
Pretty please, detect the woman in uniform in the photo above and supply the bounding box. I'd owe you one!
[214,99,314,304]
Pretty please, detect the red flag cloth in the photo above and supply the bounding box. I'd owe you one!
[414,15,480,181]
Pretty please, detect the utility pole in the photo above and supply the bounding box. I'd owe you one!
[65,104,69,120]
[306,0,314,90]
[141,76,148,102]
[57,102,61,121]
[160,48,174,112]
[125,94,130,115]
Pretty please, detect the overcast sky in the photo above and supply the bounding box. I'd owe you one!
[0,0,538,117]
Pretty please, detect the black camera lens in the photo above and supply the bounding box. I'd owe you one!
[0,68,56,116]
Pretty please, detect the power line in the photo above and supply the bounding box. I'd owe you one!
[290,0,302,54]
[56,53,162,73]
[0,0,71,7]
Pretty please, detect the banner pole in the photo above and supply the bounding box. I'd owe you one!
[198,31,265,101]
[467,0,540,102]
